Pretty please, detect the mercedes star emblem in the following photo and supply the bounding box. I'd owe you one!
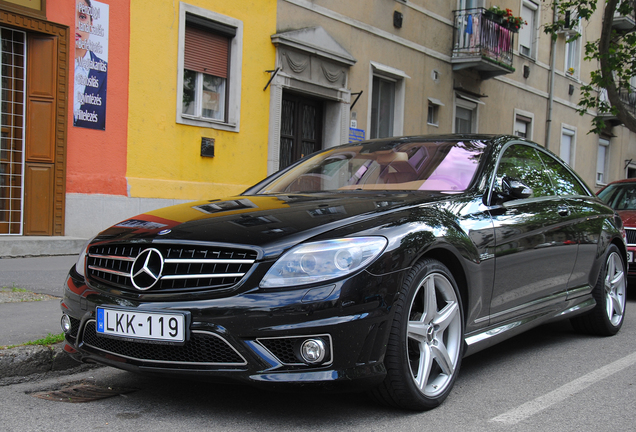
[131,248,164,290]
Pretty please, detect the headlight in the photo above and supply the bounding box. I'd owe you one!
[74,239,93,277]
[260,237,387,288]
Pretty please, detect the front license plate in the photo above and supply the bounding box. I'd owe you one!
[96,307,186,342]
[628,252,634,263]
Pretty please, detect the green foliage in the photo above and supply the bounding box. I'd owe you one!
[544,0,636,134]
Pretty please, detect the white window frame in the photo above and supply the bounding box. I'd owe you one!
[427,97,444,127]
[368,62,408,138]
[453,93,483,133]
[560,125,577,167]
[564,19,582,79]
[597,138,610,185]
[518,0,539,59]
[513,109,534,139]
[626,161,636,179]
[177,2,243,131]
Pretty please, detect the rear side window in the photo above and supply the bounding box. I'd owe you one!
[537,151,590,197]
[598,184,636,210]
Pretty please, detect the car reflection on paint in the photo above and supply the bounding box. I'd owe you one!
[61,135,627,411]
[597,178,636,280]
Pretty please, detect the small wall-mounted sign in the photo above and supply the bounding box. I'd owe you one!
[201,137,215,157]
[349,128,365,142]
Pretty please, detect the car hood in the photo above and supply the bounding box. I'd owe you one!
[616,209,636,228]
[94,193,450,259]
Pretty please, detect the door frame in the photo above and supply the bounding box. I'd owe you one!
[0,10,69,235]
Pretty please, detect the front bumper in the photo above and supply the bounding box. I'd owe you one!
[60,267,403,391]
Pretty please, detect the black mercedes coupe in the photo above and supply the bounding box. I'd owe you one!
[61,135,627,410]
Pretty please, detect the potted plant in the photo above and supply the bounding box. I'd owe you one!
[485,5,506,23]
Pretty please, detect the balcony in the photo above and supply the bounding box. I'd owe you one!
[598,86,636,125]
[613,0,636,31]
[452,8,516,80]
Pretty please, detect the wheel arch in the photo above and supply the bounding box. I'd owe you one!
[420,247,469,322]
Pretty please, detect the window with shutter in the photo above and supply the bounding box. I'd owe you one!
[177,4,242,131]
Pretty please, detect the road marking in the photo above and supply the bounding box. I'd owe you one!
[490,351,636,425]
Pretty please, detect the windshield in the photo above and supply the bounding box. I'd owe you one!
[598,182,636,210]
[258,140,487,194]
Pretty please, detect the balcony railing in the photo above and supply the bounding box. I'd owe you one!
[452,8,515,79]
[599,86,636,122]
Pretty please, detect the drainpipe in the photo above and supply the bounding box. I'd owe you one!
[545,0,559,150]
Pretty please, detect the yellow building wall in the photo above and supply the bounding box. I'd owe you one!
[126,0,276,200]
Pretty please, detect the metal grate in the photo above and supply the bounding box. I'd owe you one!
[258,337,298,365]
[86,244,257,292]
[0,28,26,235]
[625,228,636,246]
[68,316,81,338]
[82,320,247,366]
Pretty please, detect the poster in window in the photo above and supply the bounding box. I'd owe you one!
[73,0,109,130]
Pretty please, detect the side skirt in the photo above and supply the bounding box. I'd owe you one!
[463,295,596,357]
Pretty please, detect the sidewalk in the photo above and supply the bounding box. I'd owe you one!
[0,236,87,258]
[0,239,91,380]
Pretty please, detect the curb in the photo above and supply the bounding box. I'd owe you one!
[0,343,82,378]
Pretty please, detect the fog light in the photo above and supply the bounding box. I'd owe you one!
[300,338,326,364]
[61,314,71,334]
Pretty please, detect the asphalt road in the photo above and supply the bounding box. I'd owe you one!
[1,293,635,431]
[0,255,77,297]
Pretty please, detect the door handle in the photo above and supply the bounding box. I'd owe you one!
[557,205,570,217]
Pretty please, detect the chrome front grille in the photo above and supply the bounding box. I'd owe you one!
[86,244,257,292]
[625,228,636,246]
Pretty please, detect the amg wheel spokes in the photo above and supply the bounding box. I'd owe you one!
[604,252,626,326]
[407,273,462,397]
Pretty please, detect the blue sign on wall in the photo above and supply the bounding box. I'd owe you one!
[349,128,365,142]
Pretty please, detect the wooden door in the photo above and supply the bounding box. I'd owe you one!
[279,92,323,171]
[24,33,57,235]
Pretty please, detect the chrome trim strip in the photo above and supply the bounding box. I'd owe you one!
[555,298,595,318]
[465,320,527,346]
[88,254,136,262]
[566,284,593,300]
[164,258,255,264]
[161,273,245,280]
[88,266,131,277]
[82,321,248,366]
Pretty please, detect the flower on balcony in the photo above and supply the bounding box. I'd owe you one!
[487,6,507,17]
[567,67,575,75]
[486,6,527,30]
[505,12,527,30]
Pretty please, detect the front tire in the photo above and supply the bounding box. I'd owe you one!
[571,244,626,336]
[371,259,464,410]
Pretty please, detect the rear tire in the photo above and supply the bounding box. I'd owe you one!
[371,259,464,410]
[571,244,626,336]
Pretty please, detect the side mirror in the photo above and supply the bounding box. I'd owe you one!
[502,176,532,199]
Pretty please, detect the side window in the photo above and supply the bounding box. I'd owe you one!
[495,144,555,198]
[537,151,590,197]
[177,5,242,131]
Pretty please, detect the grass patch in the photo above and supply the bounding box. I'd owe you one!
[11,287,29,293]
[0,284,28,293]
[2,332,65,350]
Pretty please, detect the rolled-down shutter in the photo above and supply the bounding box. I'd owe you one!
[184,18,231,78]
